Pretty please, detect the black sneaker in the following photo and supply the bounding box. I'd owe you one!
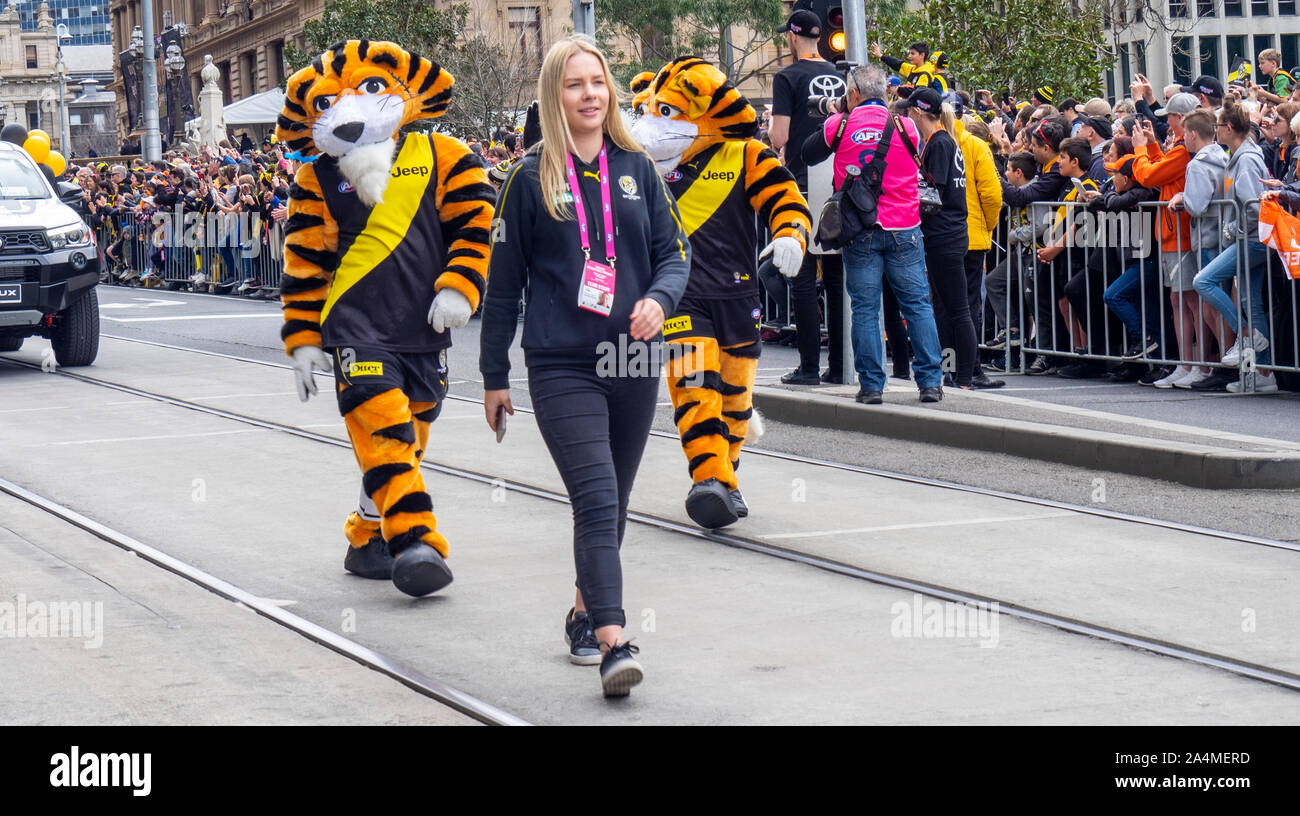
[685,478,739,529]
[982,356,1009,373]
[780,367,821,385]
[1025,356,1058,376]
[600,641,643,697]
[986,328,1021,351]
[1122,337,1159,361]
[919,386,943,403]
[855,389,883,404]
[730,488,749,518]
[343,534,394,579]
[1108,363,1145,383]
[1190,370,1237,392]
[1057,360,1107,379]
[564,608,602,666]
[390,543,454,597]
[970,371,1005,389]
[820,369,844,384]
[1138,366,1172,386]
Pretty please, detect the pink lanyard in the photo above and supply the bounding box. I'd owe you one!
[564,146,616,266]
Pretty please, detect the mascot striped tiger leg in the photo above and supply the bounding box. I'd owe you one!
[664,317,745,529]
[718,339,760,517]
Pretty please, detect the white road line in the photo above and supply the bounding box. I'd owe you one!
[195,392,298,400]
[101,313,283,323]
[762,511,1076,540]
[0,406,70,413]
[41,428,268,446]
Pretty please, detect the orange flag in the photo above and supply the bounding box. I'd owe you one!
[1259,197,1300,280]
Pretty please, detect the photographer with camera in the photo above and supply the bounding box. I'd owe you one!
[801,65,945,404]
[770,8,848,385]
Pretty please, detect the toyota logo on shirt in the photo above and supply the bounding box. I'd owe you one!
[809,75,846,97]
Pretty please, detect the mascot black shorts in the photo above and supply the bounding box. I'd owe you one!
[329,346,449,413]
[662,294,762,349]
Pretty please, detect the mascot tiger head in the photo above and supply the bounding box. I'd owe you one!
[628,57,757,176]
[275,40,453,205]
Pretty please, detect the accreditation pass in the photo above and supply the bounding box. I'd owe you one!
[578,259,616,317]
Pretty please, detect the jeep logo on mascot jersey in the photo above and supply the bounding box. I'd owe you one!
[701,170,736,182]
[391,165,431,179]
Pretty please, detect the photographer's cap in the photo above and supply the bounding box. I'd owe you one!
[777,9,821,37]
[900,86,943,114]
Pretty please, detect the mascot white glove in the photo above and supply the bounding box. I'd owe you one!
[428,288,473,333]
[760,235,804,278]
[290,346,331,402]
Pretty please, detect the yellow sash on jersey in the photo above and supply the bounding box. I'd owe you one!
[322,134,438,323]
[674,141,745,237]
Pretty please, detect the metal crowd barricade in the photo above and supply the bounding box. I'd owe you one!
[92,208,284,297]
[977,195,1298,392]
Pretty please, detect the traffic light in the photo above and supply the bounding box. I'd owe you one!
[793,0,845,62]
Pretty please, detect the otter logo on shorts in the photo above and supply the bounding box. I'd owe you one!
[662,315,693,334]
[349,361,384,376]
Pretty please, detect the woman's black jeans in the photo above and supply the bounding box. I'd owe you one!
[528,363,659,630]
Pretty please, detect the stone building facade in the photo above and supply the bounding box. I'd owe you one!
[0,1,61,143]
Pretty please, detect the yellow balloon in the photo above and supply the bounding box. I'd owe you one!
[23,136,49,163]
[46,151,66,177]
[27,129,51,145]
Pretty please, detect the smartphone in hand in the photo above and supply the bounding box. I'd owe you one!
[495,403,507,443]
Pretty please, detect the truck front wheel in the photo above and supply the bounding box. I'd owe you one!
[51,289,100,367]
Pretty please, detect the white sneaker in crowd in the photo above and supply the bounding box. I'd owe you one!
[1227,371,1279,394]
[1221,329,1270,366]
[1175,368,1209,389]
[1154,366,1191,389]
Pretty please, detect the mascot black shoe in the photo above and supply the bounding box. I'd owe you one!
[629,58,810,529]
[344,533,394,579]
[685,478,739,530]
[276,40,494,596]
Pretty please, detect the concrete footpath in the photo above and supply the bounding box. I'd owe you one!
[2,337,1299,723]
[754,379,1300,490]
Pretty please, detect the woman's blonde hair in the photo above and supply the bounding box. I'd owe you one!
[537,37,645,221]
[915,102,958,139]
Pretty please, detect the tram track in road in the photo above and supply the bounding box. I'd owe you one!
[4,346,1300,697]
[0,473,530,727]
[97,334,1300,554]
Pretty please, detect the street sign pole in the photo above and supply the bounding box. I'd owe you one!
[839,0,867,385]
[141,0,162,161]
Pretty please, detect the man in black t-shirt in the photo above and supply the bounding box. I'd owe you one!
[769,8,848,385]
[770,9,846,187]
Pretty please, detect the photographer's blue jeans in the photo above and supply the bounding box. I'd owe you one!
[1193,240,1272,365]
[843,226,944,391]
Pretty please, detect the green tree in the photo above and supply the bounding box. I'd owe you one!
[282,0,533,140]
[597,0,786,88]
[875,0,1106,101]
[284,0,466,80]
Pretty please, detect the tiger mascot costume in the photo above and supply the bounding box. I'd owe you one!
[275,40,494,596]
[629,57,811,529]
